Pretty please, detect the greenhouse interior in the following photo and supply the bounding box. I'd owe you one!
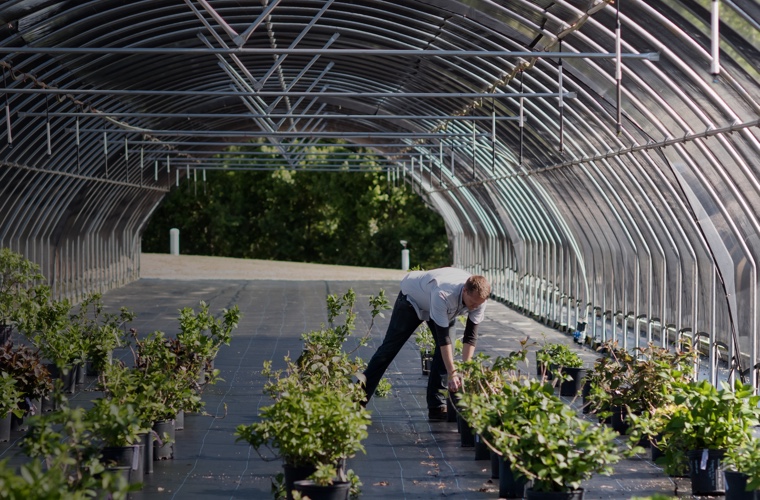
[0,1,759,499]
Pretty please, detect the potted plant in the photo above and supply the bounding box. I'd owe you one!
[0,371,24,441]
[0,248,45,345]
[85,398,148,487]
[461,374,623,500]
[0,342,53,428]
[175,301,240,383]
[415,324,434,375]
[236,289,385,500]
[632,379,760,495]
[70,292,136,377]
[20,398,138,498]
[535,341,585,395]
[21,297,87,393]
[723,436,760,500]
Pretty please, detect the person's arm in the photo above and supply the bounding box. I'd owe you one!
[432,323,462,392]
[461,318,478,362]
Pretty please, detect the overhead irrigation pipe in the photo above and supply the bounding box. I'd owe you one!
[0,47,660,59]
[20,111,523,121]
[71,129,501,138]
[3,89,577,99]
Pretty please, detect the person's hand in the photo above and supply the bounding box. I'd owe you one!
[448,372,462,392]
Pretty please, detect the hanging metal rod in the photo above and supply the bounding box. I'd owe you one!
[127,149,412,156]
[128,140,470,147]
[0,47,660,59]
[20,111,522,121]
[4,88,575,99]
[177,165,391,172]
[76,129,494,138]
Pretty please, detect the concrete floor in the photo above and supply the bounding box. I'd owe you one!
[0,256,697,499]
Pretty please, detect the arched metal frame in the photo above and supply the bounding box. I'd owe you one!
[0,0,758,386]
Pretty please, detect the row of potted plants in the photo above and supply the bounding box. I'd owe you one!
[452,335,760,499]
[235,288,389,500]
[0,247,242,496]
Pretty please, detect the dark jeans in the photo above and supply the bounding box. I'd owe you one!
[362,292,448,409]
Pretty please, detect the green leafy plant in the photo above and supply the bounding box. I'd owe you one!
[414,324,434,355]
[176,301,241,379]
[0,248,45,330]
[0,371,24,419]
[85,398,147,448]
[236,289,386,494]
[20,400,138,499]
[73,293,135,374]
[724,436,760,491]
[374,377,392,397]
[495,380,622,493]
[631,379,760,476]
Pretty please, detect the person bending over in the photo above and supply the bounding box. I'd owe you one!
[362,267,490,420]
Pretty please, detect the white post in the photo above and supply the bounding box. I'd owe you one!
[169,228,180,255]
[400,240,409,271]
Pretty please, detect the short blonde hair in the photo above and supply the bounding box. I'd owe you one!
[465,275,491,300]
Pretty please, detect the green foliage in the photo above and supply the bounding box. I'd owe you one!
[176,301,241,380]
[141,143,450,270]
[725,437,760,490]
[236,289,384,490]
[586,342,695,424]
[414,324,434,354]
[535,342,583,380]
[0,371,23,418]
[74,293,135,374]
[19,401,136,499]
[0,248,45,327]
[374,377,392,397]
[85,398,146,448]
[632,379,760,476]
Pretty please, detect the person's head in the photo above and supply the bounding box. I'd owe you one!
[463,275,490,310]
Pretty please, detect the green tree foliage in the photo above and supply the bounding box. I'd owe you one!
[142,142,450,270]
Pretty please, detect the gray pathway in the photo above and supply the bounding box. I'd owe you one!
[1,277,695,499]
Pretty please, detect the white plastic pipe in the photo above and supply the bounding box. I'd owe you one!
[170,228,180,255]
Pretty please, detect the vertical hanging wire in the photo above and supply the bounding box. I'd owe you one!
[140,146,144,186]
[450,146,455,179]
[124,138,129,183]
[193,168,197,197]
[154,159,158,182]
[103,131,108,177]
[519,70,524,166]
[4,68,12,149]
[45,96,51,155]
[439,142,444,186]
[615,0,623,136]
[558,39,565,153]
[491,97,496,173]
[471,120,476,179]
[711,0,721,81]
[75,110,80,173]
[203,168,207,195]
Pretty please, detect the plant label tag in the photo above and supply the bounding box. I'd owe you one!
[700,449,708,470]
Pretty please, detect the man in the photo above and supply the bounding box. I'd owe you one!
[362,267,490,420]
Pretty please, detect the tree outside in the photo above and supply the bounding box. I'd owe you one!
[141,143,450,270]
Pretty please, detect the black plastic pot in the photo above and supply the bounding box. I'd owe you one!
[581,379,592,414]
[153,419,175,461]
[139,431,154,474]
[610,405,630,435]
[498,457,532,499]
[0,324,11,345]
[175,410,184,431]
[447,396,458,423]
[293,480,350,500]
[559,367,587,397]
[474,434,490,460]
[724,470,759,500]
[283,463,317,500]
[420,352,432,376]
[490,450,500,479]
[102,444,143,487]
[457,414,475,447]
[688,448,725,496]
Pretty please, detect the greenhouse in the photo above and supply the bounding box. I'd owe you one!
[0,1,759,499]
